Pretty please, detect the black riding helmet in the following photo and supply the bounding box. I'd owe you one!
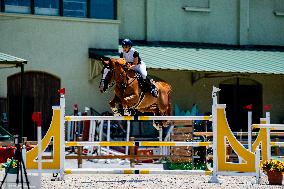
[121,39,133,47]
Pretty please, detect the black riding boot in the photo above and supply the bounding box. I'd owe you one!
[145,77,158,97]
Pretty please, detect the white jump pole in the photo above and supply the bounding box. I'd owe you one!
[107,120,111,155]
[125,121,130,155]
[98,121,103,155]
[248,111,252,151]
[37,123,42,184]
[266,112,271,160]
[88,120,96,155]
[59,89,66,180]
[159,126,163,155]
[67,122,71,141]
[32,111,42,187]
[88,121,94,142]
[255,146,261,184]
[209,86,220,183]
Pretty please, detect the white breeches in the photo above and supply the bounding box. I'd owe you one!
[134,61,147,79]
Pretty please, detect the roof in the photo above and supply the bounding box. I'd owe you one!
[0,52,27,68]
[89,44,284,75]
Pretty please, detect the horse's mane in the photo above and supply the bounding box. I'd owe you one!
[111,58,126,66]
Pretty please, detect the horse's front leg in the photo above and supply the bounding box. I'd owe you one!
[109,95,122,116]
[121,94,139,115]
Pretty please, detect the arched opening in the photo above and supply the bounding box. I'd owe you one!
[219,77,262,131]
[7,71,60,140]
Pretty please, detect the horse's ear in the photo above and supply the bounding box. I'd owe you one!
[101,57,110,65]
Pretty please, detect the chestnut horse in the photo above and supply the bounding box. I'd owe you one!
[99,58,172,121]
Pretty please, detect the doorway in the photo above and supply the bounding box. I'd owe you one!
[7,71,60,140]
[219,78,262,132]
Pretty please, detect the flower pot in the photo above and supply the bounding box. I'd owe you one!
[267,170,283,185]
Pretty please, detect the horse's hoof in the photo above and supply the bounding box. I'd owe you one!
[153,121,160,130]
[111,108,122,116]
[124,109,131,116]
[115,112,122,116]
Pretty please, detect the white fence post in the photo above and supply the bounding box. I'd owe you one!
[98,121,104,155]
[126,121,130,155]
[37,124,42,184]
[107,120,111,155]
[266,112,271,160]
[248,111,252,151]
[60,92,66,180]
[209,86,220,183]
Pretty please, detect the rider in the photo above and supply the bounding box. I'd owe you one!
[120,39,158,97]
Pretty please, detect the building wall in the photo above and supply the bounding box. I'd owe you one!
[117,0,146,40]
[118,0,284,46]
[0,13,119,114]
[249,0,284,46]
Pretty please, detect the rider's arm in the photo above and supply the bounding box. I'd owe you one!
[133,51,139,65]
[128,51,139,69]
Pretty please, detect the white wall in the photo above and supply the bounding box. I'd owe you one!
[249,0,284,46]
[118,0,284,46]
[0,13,119,114]
[117,0,146,40]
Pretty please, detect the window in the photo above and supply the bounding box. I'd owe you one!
[64,0,87,18]
[2,0,116,19]
[274,0,284,16]
[35,0,59,16]
[90,0,115,19]
[5,0,31,14]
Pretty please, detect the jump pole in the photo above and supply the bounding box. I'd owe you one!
[265,112,271,160]
[107,120,111,155]
[32,112,42,187]
[248,111,252,151]
[59,88,66,180]
[98,120,103,155]
[209,86,219,183]
[125,121,130,155]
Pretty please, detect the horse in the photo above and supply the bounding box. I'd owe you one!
[99,58,172,127]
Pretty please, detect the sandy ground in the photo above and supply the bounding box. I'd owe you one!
[40,174,283,189]
[1,160,283,188]
[1,170,284,188]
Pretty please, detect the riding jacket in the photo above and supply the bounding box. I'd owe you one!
[120,48,141,65]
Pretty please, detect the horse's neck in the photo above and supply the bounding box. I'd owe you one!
[113,68,139,95]
[125,69,136,78]
[113,67,135,81]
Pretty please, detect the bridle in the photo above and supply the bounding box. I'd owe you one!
[100,60,147,114]
[107,63,138,90]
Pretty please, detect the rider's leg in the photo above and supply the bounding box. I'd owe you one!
[145,77,158,97]
[134,62,158,97]
[134,61,147,79]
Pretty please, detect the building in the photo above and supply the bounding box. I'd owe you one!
[0,0,283,139]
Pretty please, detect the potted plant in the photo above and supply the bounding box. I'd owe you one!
[1,158,18,174]
[261,159,284,185]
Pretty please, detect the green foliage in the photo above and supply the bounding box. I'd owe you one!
[261,159,284,173]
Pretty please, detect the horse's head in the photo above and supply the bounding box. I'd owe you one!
[99,58,114,93]
[99,58,127,93]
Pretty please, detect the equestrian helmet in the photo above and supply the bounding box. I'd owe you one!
[122,39,133,47]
